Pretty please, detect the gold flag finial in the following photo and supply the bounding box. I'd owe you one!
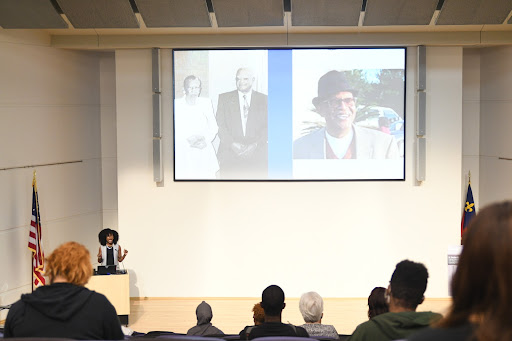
[468,171,471,184]
[32,170,37,188]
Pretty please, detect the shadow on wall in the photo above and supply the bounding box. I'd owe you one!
[129,269,142,324]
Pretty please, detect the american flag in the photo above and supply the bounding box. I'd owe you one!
[28,174,45,288]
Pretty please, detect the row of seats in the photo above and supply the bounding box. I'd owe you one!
[0,333,347,341]
[129,333,349,341]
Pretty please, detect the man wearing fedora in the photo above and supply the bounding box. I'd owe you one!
[293,70,399,159]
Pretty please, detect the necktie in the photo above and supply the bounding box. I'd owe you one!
[243,95,249,118]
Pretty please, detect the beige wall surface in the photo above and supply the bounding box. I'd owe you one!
[479,46,512,207]
[116,47,464,299]
[0,31,106,320]
[462,48,480,209]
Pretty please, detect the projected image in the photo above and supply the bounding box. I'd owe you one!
[174,50,268,180]
[292,49,405,179]
[173,48,405,181]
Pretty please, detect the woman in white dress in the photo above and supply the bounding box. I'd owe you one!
[175,75,219,179]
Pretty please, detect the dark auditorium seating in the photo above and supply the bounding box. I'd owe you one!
[132,331,181,338]
[0,339,75,341]
[154,335,226,341]
[252,337,319,341]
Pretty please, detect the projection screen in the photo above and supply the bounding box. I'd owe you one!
[173,48,406,181]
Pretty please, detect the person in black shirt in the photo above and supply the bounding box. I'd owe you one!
[4,241,124,339]
[248,285,308,340]
[97,228,128,267]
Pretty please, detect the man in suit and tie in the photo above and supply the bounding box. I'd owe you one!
[216,68,268,179]
[293,70,399,159]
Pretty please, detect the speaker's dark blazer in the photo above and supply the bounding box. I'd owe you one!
[216,89,268,179]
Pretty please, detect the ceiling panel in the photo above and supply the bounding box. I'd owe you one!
[291,0,361,26]
[437,0,512,25]
[212,0,283,27]
[56,0,139,28]
[135,0,211,27]
[364,0,438,26]
[0,0,67,29]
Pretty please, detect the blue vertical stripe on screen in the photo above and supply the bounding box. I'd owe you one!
[268,50,293,179]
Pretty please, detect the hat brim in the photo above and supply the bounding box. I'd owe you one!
[312,89,358,108]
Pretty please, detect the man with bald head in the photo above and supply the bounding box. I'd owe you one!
[216,67,268,179]
[247,285,309,340]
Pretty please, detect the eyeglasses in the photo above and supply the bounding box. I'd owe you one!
[324,97,356,108]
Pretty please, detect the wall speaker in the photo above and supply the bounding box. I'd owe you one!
[417,91,426,136]
[153,93,161,138]
[153,139,163,182]
[152,48,161,93]
[416,137,426,181]
[417,45,426,91]
[152,48,162,183]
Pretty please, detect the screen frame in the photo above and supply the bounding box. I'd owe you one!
[172,46,407,182]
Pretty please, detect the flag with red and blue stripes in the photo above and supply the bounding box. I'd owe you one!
[28,176,45,288]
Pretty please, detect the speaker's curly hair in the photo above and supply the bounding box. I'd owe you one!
[98,228,119,246]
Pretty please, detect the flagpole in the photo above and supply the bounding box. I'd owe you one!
[31,170,36,292]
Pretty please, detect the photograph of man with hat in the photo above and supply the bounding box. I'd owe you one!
[293,70,399,160]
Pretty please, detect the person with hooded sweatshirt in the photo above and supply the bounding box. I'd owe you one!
[4,241,124,340]
[186,301,224,336]
[348,260,442,341]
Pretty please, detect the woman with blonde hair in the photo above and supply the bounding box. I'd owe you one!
[409,201,512,341]
[5,241,124,339]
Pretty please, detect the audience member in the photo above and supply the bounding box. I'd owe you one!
[187,301,224,336]
[367,287,389,319]
[348,260,441,341]
[239,303,265,339]
[409,201,512,341]
[4,241,124,339]
[248,285,309,339]
[299,291,339,339]
[252,302,265,325]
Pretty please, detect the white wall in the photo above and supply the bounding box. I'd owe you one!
[100,53,119,230]
[479,46,512,207]
[462,49,480,210]
[0,31,109,318]
[116,47,463,299]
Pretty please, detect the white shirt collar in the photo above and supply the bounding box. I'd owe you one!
[324,127,354,159]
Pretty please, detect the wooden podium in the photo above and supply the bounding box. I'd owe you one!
[86,273,130,324]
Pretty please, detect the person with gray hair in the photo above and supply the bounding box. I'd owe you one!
[299,292,339,339]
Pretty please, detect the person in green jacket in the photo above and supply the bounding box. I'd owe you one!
[349,260,442,341]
